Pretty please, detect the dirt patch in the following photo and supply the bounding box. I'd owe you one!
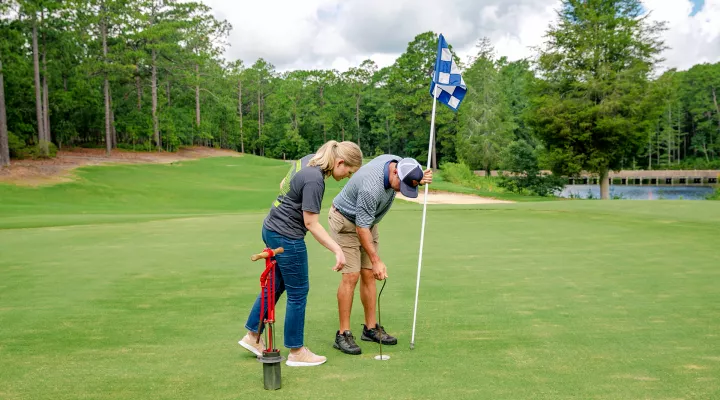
[397,190,514,205]
[0,146,242,186]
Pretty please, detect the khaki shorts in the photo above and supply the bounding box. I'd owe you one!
[328,206,379,274]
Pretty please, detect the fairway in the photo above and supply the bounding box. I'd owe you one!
[1,156,719,400]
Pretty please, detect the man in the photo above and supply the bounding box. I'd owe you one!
[328,155,432,355]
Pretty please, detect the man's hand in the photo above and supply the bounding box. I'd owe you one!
[332,250,346,272]
[372,260,388,280]
[420,169,433,185]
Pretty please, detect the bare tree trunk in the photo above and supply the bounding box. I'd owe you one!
[110,89,116,148]
[101,6,111,156]
[386,118,390,154]
[32,16,46,155]
[136,65,142,110]
[600,168,610,200]
[355,95,360,147]
[677,106,682,164]
[656,128,660,166]
[261,94,264,156]
[238,79,244,153]
[257,78,263,156]
[713,87,720,135]
[667,106,671,165]
[0,52,9,167]
[151,48,159,151]
[320,85,326,142]
[42,18,50,145]
[149,0,160,151]
[195,63,200,131]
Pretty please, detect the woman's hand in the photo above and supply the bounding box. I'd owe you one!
[332,249,346,272]
[304,211,346,272]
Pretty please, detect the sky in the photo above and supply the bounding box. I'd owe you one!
[199,0,720,73]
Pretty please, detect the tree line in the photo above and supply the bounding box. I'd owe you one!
[1,0,719,195]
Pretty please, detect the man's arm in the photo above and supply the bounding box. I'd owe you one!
[355,185,387,280]
[356,226,386,280]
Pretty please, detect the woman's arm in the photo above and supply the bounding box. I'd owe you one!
[303,211,346,271]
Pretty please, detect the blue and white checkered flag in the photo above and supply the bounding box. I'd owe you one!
[429,34,467,111]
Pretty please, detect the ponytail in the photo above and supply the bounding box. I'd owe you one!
[308,141,363,176]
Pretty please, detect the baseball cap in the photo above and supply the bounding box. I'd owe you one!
[396,158,424,198]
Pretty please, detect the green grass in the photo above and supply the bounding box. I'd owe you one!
[2,156,720,399]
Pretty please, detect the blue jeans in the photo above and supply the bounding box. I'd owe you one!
[244,227,309,349]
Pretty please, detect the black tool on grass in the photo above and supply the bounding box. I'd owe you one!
[374,278,390,361]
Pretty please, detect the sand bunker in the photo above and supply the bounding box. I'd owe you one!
[397,191,514,205]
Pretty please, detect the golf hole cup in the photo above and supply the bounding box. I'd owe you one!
[259,350,283,390]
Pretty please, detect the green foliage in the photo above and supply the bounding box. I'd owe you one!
[439,161,501,192]
[497,140,565,197]
[499,139,537,175]
[7,132,26,159]
[707,187,720,201]
[1,0,718,177]
[457,39,514,172]
[7,133,57,159]
[648,157,720,170]
[529,0,667,199]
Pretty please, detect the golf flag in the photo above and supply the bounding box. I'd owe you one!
[412,33,468,350]
[429,34,467,111]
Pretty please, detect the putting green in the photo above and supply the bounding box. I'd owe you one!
[1,156,719,399]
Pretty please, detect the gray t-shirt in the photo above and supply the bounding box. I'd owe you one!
[264,165,325,239]
[274,154,314,208]
[332,154,400,228]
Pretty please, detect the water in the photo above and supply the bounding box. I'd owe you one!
[560,185,715,200]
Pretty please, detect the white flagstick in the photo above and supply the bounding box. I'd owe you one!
[410,86,439,350]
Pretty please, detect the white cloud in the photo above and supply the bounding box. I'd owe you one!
[643,0,720,71]
[200,0,720,73]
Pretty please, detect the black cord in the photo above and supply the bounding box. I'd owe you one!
[377,278,387,359]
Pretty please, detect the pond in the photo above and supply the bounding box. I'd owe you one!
[559,185,715,200]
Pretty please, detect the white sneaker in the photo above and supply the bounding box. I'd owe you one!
[286,347,327,367]
[238,333,265,357]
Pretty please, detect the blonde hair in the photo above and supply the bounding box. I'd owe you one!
[308,140,363,176]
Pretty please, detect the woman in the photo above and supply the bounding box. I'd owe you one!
[239,141,363,367]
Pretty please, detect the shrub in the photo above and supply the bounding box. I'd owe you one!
[7,134,58,159]
[7,132,27,159]
[707,187,720,201]
[497,140,565,197]
[439,162,500,192]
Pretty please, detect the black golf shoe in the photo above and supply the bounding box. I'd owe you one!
[333,330,362,355]
[361,324,397,345]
